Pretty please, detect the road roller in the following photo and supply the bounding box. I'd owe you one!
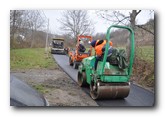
[77,25,135,100]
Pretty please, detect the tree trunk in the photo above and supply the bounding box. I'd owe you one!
[30,29,34,48]
[11,10,16,48]
[129,10,141,61]
[130,10,137,30]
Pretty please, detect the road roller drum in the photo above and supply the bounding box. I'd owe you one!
[90,81,130,99]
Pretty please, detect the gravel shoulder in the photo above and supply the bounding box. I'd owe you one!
[11,68,98,106]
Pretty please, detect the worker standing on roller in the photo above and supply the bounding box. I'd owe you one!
[89,39,113,70]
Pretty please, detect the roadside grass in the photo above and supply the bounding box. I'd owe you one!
[32,84,49,94]
[10,48,57,70]
[136,46,154,63]
[134,46,154,87]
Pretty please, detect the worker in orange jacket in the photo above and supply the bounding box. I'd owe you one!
[90,39,113,70]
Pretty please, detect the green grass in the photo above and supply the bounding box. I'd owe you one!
[136,46,154,63]
[10,48,57,70]
[32,84,49,94]
[135,46,154,87]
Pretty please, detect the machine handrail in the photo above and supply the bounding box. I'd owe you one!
[101,25,135,76]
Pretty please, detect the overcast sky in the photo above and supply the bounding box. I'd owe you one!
[43,10,154,35]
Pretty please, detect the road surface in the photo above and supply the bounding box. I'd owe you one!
[10,75,48,106]
[53,54,154,106]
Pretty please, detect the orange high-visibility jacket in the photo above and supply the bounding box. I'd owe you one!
[95,40,113,56]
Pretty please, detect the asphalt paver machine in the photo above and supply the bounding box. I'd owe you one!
[51,38,65,54]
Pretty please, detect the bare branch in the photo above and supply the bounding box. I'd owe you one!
[136,25,154,36]
[97,10,130,25]
[136,10,141,16]
[58,10,94,41]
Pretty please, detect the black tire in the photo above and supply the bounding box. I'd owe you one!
[69,57,73,66]
[90,81,99,100]
[78,71,88,87]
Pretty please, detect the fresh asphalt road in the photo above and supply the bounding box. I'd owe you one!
[53,54,155,106]
[10,75,48,106]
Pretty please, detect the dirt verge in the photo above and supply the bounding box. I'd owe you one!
[11,68,98,106]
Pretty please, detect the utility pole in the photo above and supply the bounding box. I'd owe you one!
[45,18,49,56]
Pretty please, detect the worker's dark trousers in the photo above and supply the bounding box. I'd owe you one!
[95,56,102,70]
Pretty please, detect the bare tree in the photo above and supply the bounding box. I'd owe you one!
[58,10,94,42]
[96,10,154,55]
[10,10,47,48]
[10,10,25,48]
[28,10,46,48]
[93,33,106,40]
[96,10,154,36]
